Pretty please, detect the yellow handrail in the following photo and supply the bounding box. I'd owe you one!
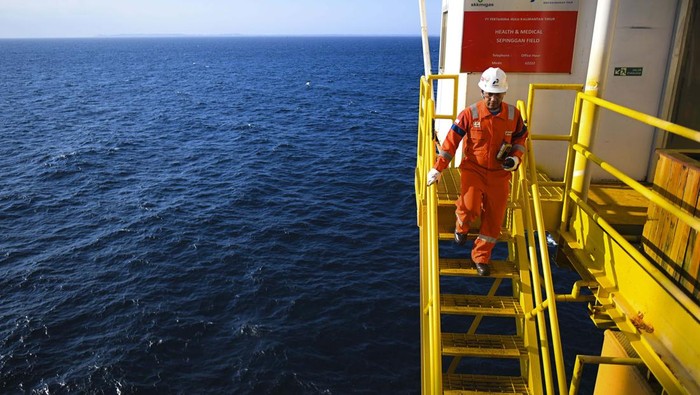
[578,93,700,143]
[567,92,700,290]
[564,91,700,393]
[528,83,584,222]
[518,84,583,394]
[416,74,459,394]
[518,84,586,394]
[515,150,556,394]
[571,143,700,232]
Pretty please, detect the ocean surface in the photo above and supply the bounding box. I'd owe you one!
[0,37,601,394]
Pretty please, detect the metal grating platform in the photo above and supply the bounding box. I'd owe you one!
[442,333,526,358]
[441,295,524,317]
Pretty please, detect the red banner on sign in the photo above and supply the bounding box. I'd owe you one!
[461,11,578,73]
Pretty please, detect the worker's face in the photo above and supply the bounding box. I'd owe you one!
[481,90,505,111]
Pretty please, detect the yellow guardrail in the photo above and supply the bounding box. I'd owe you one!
[565,91,700,318]
[563,91,700,249]
[513,127,557,394]
[516,84,585,395]
[563,91,700,393]
[416,74,459,394]
[526,84,585,191]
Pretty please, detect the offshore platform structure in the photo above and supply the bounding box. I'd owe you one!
[415,0,700,394]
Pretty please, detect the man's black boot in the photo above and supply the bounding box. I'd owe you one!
[475,262,490,276]
[454,230,468,246]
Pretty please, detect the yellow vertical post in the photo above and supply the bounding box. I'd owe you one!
[570,0,620,198]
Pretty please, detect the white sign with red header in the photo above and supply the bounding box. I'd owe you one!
[461,0,579,73]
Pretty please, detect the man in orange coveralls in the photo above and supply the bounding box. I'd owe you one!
[426,67,528,276]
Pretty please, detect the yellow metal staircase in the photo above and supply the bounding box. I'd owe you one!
[430,168,539,395]
[417,76,700,394]
[416,75,549,394]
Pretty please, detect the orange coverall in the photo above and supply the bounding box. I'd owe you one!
[433,101,528,264]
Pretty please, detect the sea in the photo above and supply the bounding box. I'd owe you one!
[0,37,601,394]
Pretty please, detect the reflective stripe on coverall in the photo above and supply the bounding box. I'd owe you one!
[434,101,528,264]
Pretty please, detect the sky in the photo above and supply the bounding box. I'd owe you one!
[0,0,443,38]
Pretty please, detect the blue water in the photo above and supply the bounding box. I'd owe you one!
[0,37,600,394]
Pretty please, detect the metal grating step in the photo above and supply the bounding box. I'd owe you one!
[440,258,518,278]
[441,295,523,317]
[442,333,526,358]
[435,168,462,203]
[443,373,530,394]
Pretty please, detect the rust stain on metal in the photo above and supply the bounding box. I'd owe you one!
[630,312,654,333]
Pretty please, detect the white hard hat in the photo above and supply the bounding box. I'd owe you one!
[478,67,508,93]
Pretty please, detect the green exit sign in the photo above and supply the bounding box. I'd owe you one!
[614,67,643,76]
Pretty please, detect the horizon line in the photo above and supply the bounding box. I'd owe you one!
[0,33,441,40]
